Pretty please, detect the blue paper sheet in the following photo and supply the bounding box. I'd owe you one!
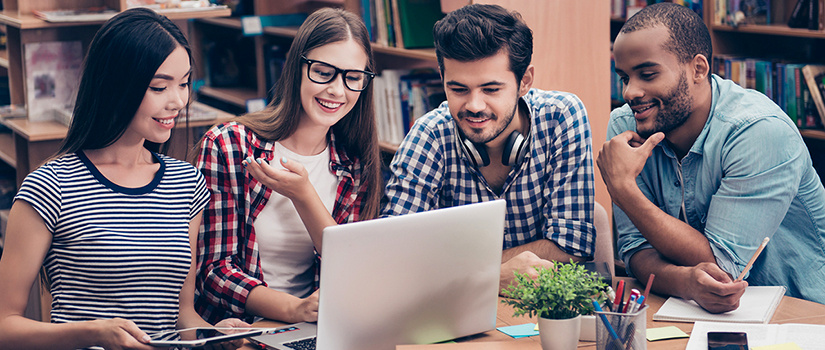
[497,323,539,338]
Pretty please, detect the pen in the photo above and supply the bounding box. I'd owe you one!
[628,289,640,310]
[592,299,625,349]
[622,322,636,350]
[615,280,625,313]
[623,294,637,313]
[606,287,616,312]
[640,273,654,308]
[632,296,645,313]
[735,237,770,282]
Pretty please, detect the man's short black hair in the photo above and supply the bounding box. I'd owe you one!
[433,4,533,82]
[621,3,712,65]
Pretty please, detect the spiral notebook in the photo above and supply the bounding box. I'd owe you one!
[653,286,786,324]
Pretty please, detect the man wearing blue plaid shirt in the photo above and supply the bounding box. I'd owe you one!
[382,4,596,294]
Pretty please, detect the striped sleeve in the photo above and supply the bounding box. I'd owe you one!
[191,168,211,220]
[14,163,62,232]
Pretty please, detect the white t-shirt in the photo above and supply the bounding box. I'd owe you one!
[255,142,338,297]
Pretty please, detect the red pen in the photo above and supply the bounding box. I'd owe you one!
[640,274,655,308]
[614,280,625,313]
[623,289,640,313]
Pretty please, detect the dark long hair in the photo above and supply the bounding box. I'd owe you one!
[234,7,381,220]
[57,7,192,157]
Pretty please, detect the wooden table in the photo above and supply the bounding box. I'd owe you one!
[243,277,825,350]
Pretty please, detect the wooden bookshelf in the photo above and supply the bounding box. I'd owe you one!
[712,23,825,39]
[0,8,231,29]
[0,49,8,69]
[0,1,233,200]
[801,129,825,141]
[197,16,245,29]
[0,131,14,167]
[198,86,260,110]
[3,101,234,186]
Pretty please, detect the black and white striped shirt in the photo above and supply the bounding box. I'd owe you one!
[14,151,210,335]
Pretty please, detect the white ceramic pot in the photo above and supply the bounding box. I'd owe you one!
[537,314,581,350]
[579,314,597,341]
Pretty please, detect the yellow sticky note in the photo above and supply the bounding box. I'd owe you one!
[534,323,539,331]
[752,343,803,350]
[646,326,689,341]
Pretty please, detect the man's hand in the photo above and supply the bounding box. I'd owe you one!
[597,131,664,199]
[683,262,748,313]
[499,251,554,295]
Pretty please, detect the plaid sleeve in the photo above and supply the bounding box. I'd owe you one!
[541,93,596,258]
[195,126,264,322]
[381,115,445,217]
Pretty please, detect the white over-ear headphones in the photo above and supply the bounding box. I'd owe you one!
[458,129,529,168]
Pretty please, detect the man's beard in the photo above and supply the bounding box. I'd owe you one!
[635,72,692,139]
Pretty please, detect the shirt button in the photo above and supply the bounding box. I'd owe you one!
[674,180,681,187]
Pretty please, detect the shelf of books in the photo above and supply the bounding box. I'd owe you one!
[709,0,825,137]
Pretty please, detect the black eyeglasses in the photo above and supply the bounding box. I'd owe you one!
[301,56,375,92]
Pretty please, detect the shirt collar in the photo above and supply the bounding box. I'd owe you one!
[687,74,721,156]
[328,132,355,169]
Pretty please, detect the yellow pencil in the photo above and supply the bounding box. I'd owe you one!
[735,237,770,282]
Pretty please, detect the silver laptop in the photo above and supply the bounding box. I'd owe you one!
[251,199,506,350]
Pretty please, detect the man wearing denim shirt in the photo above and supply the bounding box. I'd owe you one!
[598,3,825,313]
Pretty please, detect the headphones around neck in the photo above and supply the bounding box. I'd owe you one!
[459,130,529,168]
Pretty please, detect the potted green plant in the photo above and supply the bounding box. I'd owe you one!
[501,260,607,350]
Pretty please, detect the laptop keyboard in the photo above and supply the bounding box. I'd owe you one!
[284,337,316,350]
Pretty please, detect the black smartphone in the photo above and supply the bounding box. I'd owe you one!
[707,331,748,350]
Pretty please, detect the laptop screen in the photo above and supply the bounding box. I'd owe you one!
[252,200,506,350]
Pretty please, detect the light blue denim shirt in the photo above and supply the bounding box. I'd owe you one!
[608,74,825,304]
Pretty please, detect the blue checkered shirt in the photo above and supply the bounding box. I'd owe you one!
[382,88,595,257]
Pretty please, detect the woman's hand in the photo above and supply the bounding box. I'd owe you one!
[203,318,252,350]
[89,318,156,350]
[290,290,320,323]
[243,157,313,202]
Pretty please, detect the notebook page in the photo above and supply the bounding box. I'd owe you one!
[653,286,785,324]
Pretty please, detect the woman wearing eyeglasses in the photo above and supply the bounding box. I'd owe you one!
[194,7,381,324]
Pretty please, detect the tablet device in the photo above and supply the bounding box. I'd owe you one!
[148,327,266,347]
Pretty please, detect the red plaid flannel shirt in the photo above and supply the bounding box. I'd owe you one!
[194,122,365,323]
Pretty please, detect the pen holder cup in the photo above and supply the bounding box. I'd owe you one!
[595,305,647,350]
